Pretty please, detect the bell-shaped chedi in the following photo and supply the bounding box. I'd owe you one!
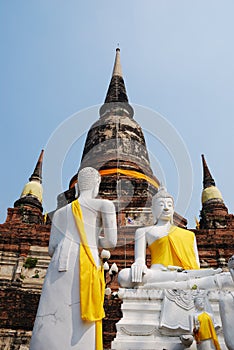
[14,150,44,212]
[68,48,160,216]
[199,154,228,229]
[58,49,186,227]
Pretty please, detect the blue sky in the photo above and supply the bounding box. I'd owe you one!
[1,1,234,227]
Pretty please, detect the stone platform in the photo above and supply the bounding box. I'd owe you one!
[111,288,228,350]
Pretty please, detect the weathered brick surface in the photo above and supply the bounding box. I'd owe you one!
[0,329,32,350]
[0,286,39,330]
[0,206,50,349]
[195,227,234,268]
[103,298,123,348]
[0,208,50,255]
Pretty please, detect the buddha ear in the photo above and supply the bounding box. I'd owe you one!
[151,206,157,224]
[75,183,79,198]
[92,182,100,198]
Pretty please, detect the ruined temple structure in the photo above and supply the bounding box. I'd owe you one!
[1,49,234,349]
[0,150,51,349]
[57,49,160,227]
[195,154,234,269]
[57,48,186,229]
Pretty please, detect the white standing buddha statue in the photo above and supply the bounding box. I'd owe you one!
[118,186,232,290]
[30,167,117,350]
[191,296,221,350]
[219,256,234,350]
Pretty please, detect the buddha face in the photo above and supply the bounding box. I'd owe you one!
[194,297,205,311]
[152,197,174,223]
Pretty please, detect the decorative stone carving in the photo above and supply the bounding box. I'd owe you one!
[111,289,228,350]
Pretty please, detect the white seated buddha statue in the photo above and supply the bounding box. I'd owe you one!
[118,186,232,290]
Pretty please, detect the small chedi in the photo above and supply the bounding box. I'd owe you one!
[30,167,117,350]
[112,186,234,350]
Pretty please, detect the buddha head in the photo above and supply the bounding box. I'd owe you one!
[152,186,174,224]
[78,167,101,197]
[194,296,205,311]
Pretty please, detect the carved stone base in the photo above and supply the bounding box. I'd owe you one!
[111,289,228,350]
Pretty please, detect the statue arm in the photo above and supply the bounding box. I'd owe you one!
[131,228,148,282]
[193,236,200,267]
[190,313,200,337]
[134,227,147,263]
[48,209,66,257]
[98,201,117,249]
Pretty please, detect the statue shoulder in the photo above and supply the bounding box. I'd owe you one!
[52,205,68,222]
[171,225,195,238]
[50,204,71,236]
[135,225,152,236]
[93,198,115,213]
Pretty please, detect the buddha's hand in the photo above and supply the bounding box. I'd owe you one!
[131,261,148,283]
[228,255,234,270]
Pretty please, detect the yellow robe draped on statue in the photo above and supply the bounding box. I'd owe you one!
[148,225,199,270]
[194,312,221,350]
[72,200,105,350]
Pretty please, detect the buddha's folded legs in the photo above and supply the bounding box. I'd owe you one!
[118,266,234,290]
[141,273,234,290]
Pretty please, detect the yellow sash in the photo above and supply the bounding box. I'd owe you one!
[99,168,159,189]
[195,312,221,350]
[148,226,199,270]
[70,168,159,190]
[71,200,105,350]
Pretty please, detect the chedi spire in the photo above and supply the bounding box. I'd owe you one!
[201,154,223,204]
[99,48,134,118]
[14,150,44,212]
[29,149,44,183]
[105,48,127,103]
[199,154,228,229]
[202,154,216,189]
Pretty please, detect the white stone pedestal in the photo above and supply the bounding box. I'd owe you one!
[111,289,228,350]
